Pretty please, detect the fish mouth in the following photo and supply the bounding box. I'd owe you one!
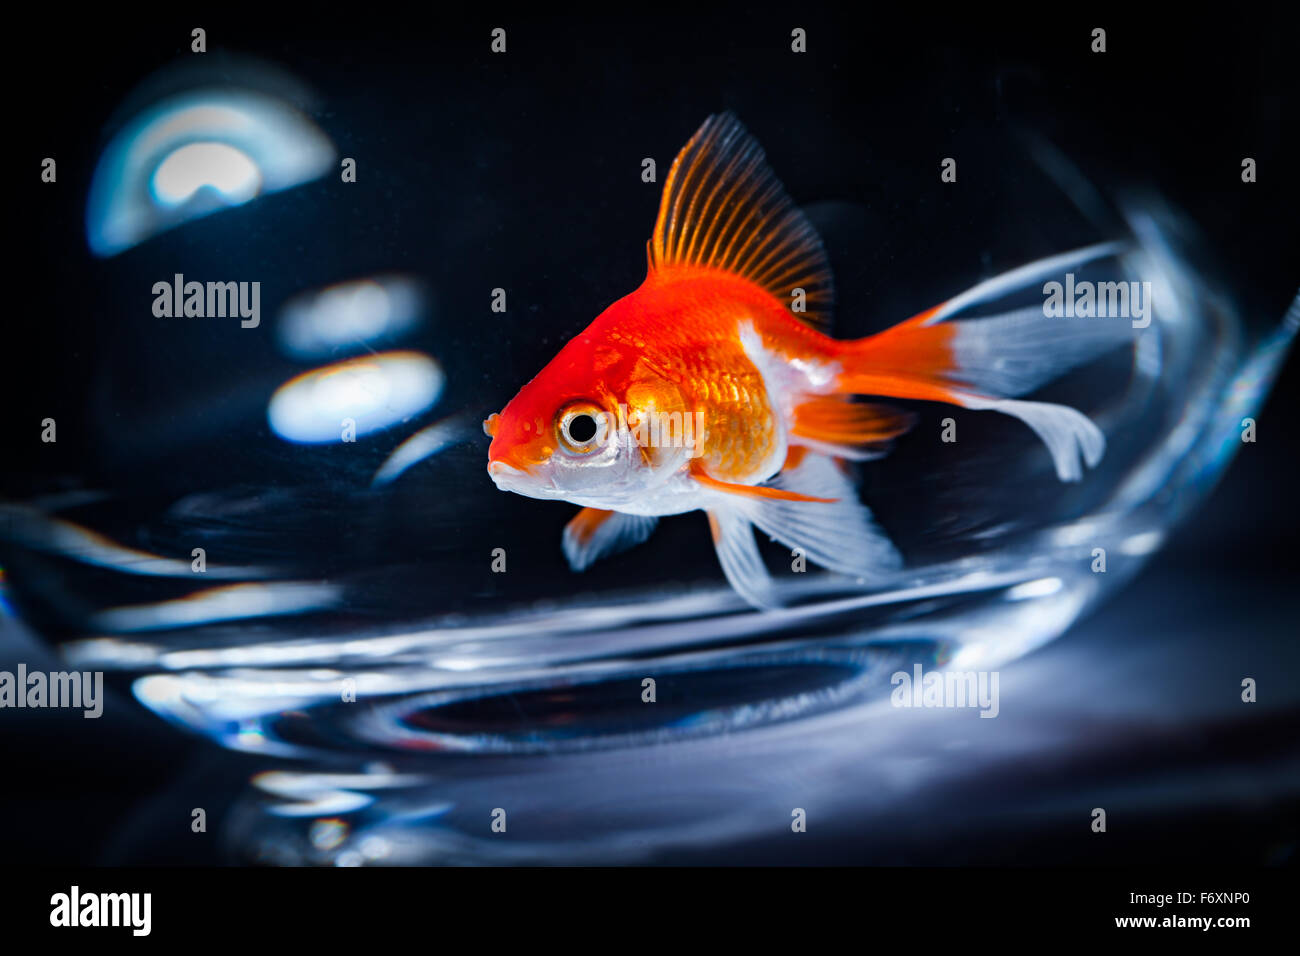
[487,458,538,493]
[487,458,564,499]
[488,459,528,479]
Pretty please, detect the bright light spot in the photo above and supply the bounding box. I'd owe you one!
[236,720,267,747]
[86,87,335,257]
[1005,577,1063,601]
[372,412,472,486]
[1120,530,1165,556]
[277,276,426,359]
[359,836,392,860]
[92,581,340,632]
[1051,521,1097,546]
[309,818,349,851]
[268,351,444,444]
[151,141,262,207]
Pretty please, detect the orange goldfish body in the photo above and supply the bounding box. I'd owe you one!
[485,113,1133,608]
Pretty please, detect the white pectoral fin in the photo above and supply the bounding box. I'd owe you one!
[562,508,659,572]
[758,453,903,579]
[696,454,902,605]
[706,508,779,610]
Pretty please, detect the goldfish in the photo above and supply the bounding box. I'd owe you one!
[485,113,1132,608]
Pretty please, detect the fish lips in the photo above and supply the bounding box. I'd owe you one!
[487,458,563,499]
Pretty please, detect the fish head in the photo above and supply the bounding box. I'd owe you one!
[485,331,690,508]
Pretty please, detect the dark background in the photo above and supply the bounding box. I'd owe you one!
[4,4,1298,865]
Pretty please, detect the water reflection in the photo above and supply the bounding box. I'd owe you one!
[267,351,444,444]
[86,87,335,257]
[276,276,428,360]
[372,413,475,486]
[92,581,340,633]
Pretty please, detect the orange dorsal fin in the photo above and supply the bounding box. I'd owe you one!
[648,112,834,333]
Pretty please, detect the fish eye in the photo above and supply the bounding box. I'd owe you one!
[568,414,597,442]
[557,403,607,453]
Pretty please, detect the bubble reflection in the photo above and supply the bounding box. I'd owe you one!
[267,351,444,444]
[276,276,428,360]
[86,88,335,257]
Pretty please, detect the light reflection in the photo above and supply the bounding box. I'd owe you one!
[277,277,427,360]
[151,141,262,206]
[308,818,349,851]
[0,503,264,579]
[267,351,444,444]
[86,88,335,256]
[252,769,435,818]
[68,565,1036,674]
[92,581,340,632]
[1119,531,1165,556]
[372,412,474,486]
[1005,577,1063,601]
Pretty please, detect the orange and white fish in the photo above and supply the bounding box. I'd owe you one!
[484,113,1130,607]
